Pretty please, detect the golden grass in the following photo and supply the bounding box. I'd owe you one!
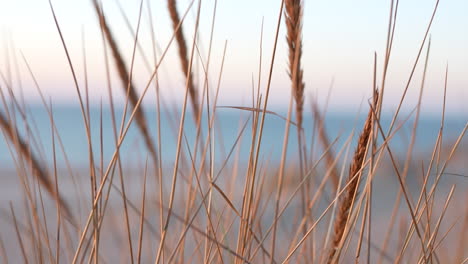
[0,0,466,263]
[326,91,378,263]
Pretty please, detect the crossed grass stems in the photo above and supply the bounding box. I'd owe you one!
[0,0,467,263]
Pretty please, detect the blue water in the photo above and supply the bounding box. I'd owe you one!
[0,104,466,168]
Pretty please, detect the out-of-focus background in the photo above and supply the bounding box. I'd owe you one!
[0,0,466,263]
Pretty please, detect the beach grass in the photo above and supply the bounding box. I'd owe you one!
[0,0,466,263]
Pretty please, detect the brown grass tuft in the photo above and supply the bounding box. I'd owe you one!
[167,0,200,123]
[0,112,72,221]
[91,0,158,164]
[285,0,305,129]
[326,91,378,263]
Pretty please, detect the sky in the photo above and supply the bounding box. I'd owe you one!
[0,0,467,115]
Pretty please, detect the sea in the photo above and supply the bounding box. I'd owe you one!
[0,104,466,169]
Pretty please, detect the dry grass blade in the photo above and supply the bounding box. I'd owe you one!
[156,1,202,263]
[236,1,285,262]
[90,0,158,164]
[136,158,149,264]
[9,203,29,264]
[418,185,455,263]
[0,112,72,221]
[211,182,241,218]
[217,105,298,127]
[168,0,200,123]
[326,91,378,263]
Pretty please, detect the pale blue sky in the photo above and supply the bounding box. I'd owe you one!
[0,0,467,114]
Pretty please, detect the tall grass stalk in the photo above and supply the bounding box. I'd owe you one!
[0,0,466,263]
